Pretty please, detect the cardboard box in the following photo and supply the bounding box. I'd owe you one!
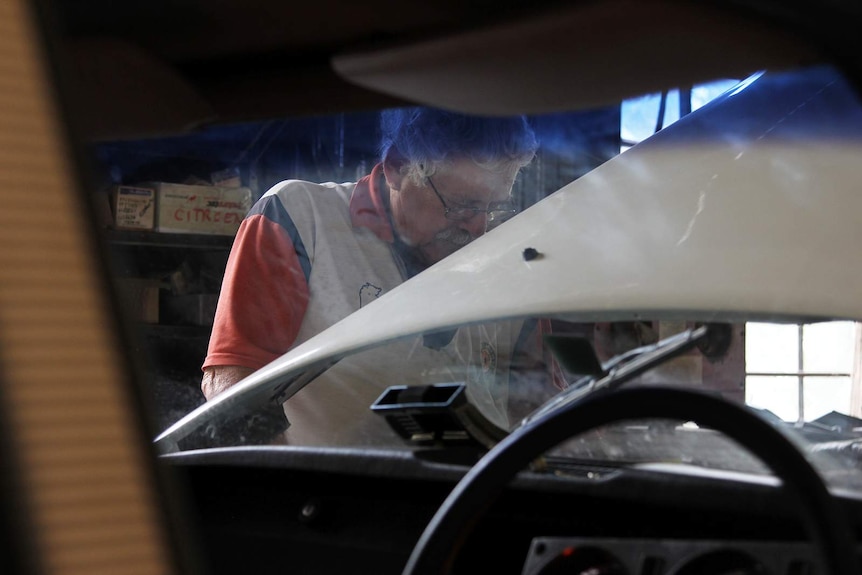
[211,167,242,188]
[153,182,252,235]
[115,278,160,324]
[161,294,219,326]
[111,185,156,230]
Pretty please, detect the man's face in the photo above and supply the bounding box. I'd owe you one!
[388,158,516,266]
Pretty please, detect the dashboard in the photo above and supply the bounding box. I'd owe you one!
[523,537,818,574]
[163,446,862,575]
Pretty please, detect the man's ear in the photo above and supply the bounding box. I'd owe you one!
[382,153,406,192]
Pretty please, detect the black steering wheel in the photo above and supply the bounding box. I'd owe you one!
[402,387,859,575]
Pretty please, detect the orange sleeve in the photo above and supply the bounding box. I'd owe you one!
[203,211,310,371]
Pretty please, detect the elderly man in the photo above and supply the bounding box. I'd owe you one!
[201,107,538,444]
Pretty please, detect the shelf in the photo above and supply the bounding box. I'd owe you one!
[136,323,212,340]
[105,229,234,250]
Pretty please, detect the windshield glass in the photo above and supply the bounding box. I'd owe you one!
[93,63,862,492]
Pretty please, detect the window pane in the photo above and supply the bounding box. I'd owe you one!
[620,90,680,143]
[622,79,740,147]
[745,323,799,373]
[803,321,855,373]
[803,376,852,421]
[745,375,799,421]
[621,93,662,143]
[691,79,741,111]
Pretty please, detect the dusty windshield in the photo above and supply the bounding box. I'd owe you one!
[94,64,862,489]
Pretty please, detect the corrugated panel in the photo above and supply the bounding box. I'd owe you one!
[0,0,172,573]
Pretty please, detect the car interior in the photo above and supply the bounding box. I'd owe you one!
[2,1,862,575]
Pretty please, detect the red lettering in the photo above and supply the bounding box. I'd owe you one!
[193,208,211,222]
[171,207,244,227]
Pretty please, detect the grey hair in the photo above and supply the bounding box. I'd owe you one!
[379,108,538,186]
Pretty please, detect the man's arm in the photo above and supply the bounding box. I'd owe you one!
[200,364,288,445]
[201,196,312,400]
[201,365,255,400]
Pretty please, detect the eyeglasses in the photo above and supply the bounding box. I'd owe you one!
[426,176,518,225]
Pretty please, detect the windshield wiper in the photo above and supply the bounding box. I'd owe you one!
[520,324,711,428]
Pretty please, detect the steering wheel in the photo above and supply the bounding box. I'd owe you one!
[401,387,859,575]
